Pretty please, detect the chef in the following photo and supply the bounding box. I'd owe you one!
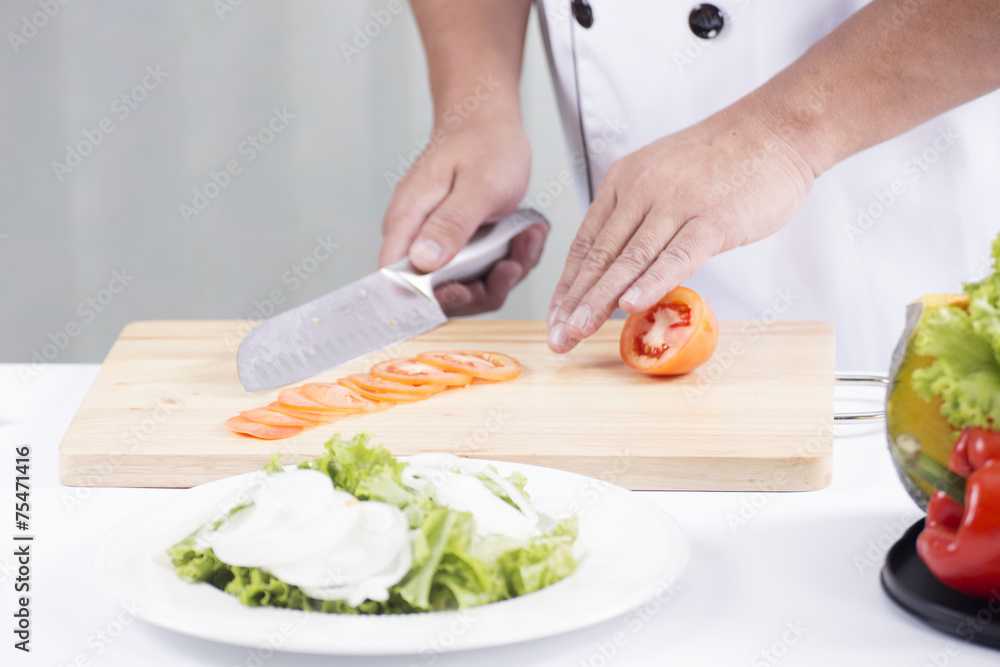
[378,0,1000,369]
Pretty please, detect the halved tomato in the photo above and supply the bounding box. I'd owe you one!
[338,377,427,403]
[417,351,521,381]
[350,373,447,397]
[620,285,718,376]
[370,358,473,386]
[267,402,344,423]
[240,408,318,427]
[225,415,303,439]
[277,387,339,412]
[301,382,382,412]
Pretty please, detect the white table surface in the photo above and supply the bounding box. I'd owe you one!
[3,364,996,667]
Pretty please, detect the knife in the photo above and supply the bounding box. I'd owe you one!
[237,208,549,392]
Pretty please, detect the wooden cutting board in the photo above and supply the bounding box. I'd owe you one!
[58,319,835,491]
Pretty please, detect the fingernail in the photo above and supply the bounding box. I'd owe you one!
[547,303,561,328]
[410,239,442,267]
[621,286,642,307]
[567,304,590,332]
[548,322,569,349]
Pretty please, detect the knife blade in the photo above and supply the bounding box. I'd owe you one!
[237,208,548,392]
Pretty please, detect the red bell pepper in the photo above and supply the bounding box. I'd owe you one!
[917,427,1000,599]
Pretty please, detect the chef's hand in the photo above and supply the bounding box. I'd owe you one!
[547,105,816,352]
[379,116,546,317]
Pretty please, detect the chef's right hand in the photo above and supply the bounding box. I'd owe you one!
[379,116,545,317]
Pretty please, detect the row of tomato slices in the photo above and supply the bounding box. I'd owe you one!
[225,351,521,440]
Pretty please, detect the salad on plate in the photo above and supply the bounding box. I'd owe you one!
[168,433,580,614]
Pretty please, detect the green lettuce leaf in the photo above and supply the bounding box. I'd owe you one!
[168,535,414,614]
[965,235,1000,361]
[474,468,530,508]
[913,232,1000,430]
[498,517,579,597]
[398,504,509,610]
[296,432,412,504]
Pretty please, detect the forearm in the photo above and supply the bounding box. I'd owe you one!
[411,0,531,127]
[746,0,1000,176]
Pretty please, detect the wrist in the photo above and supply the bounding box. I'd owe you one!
[431,74,522,133]
[732,86,837,181]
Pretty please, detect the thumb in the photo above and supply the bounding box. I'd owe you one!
[409,173,504,272]
[379,163,452,268]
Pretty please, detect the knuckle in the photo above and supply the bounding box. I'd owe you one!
[659,242,696,274]
[567,234,595,261]
[581,246,617,273]
[619,239,660,269]
[642,264,673,291]
[553,276,575,297]
[426,208,469,241]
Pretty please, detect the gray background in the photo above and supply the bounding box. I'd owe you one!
[1,1,581,365]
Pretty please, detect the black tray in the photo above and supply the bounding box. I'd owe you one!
[881,519,1000,649]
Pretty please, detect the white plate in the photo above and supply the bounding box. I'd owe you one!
[91,459,689,655]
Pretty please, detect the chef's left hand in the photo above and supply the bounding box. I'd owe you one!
[547,103,817,352]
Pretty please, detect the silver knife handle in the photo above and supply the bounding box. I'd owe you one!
[386,208,549,297]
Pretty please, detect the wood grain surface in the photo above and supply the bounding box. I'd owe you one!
[58,319,835,490]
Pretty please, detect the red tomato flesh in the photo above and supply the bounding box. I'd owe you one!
[620,286,718,376]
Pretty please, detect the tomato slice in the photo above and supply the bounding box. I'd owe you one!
[620,285,719,376]
[277,387,340,412]
[350,373,447,397]
[267,402,344,423]
[370,358,474,386]
[338,377,427,403]
[225,415,303,439]
[240,408,318,427]
[417,351,521,381]
[301,382,382,412]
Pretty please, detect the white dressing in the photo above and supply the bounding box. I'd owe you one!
[202,469,412,604]
[402,453,540,541]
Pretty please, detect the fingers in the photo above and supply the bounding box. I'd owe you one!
[548,216,719,354]
[434,222,548,317]
[549,204,651,327]
[434,281,476,315]
[618,218,720,313]
[558,212,677,341]
[379,163,452,268]
[408,171,506,272]
[509,221,548,272]
[547,183,617,325]
[435,260,522,317]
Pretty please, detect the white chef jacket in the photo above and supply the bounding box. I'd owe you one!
[535,0,1000,369]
